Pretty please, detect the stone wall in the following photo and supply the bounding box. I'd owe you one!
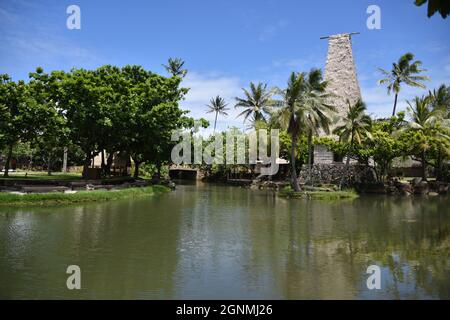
[299,164,376,186]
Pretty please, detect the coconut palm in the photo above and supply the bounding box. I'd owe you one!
[429,84,450,116]
[235,82,275,125]
[301,69,335,184]
[399,96,449,180]
[427,85,450,180]
[333,100,372,189]
[162,57,187,77]
[378,53,429,116]
[272,70,335,191]
[206,95,229,134]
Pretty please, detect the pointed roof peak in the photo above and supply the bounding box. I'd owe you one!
[320,32,360,40]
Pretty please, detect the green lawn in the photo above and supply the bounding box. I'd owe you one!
[0,171,82,180]
[0,185,170,206]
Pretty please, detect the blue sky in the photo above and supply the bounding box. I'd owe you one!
[1,0,448,132]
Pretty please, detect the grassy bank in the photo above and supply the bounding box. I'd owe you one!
[279,186,359,200]
[0,185,170,206]
[0,171,82,181]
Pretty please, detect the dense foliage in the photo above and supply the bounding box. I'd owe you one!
[0,62,204,177]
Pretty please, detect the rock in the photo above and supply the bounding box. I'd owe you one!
[413,181,429,195]
[357,183,386,194]
[159,179,176,190]
[298,164,376,186]
[396,183,413,195]
[428,192,439,196]
[437,183,449,195]
[386,185,400,195]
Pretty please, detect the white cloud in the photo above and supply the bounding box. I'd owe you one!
[180,72,247,135]
[361,81,442,119]
[0,4,108,74]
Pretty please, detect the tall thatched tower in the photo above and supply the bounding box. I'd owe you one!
[314,33,361,164]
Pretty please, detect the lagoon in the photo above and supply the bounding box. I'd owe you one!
[0,183,448,299]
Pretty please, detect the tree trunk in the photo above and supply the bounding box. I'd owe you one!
[47,153,52,176]
[307,132,313,185]
[134,161,140,178]
[213,112,218,134]
[82,152,91,179]
[436,147,443,181]
[290,134,301,192]
[105,152,114,176]
[421,150,427,181]
[340,136,354,190]
[100,150,105,176]
[392,93,399,117]
[62,147,68,173]
[3,143,14,177]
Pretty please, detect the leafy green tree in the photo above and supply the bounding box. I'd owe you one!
[59,68,109,177]
[93,65,132,175]
[206,95,229,133]
[235,82,275,125]
[0,75,48,177]
[367,115,406,182]
[415,0,450,18]
[333,100,372,188]
[162,58,187,77]
[397,96,449,180]
[378,53,429,116]
[121,65,189,177]
[28,68,70,175]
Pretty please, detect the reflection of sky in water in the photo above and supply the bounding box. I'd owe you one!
[358,255,435,300]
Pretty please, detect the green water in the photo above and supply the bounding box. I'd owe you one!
[0,183,449,299]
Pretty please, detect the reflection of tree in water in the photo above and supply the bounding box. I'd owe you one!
[242,195,449,299]
[0,198,185,298]
[309,196,450,299]
[1,186,448,299]
[63,195,185,299]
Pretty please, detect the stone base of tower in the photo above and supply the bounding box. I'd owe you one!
[313,145,336,164]
[312,144,359,165]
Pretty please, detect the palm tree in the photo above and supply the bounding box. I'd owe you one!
[429,84,450,116]
[378,53,429,116]
[272,70,335,191]
[235,82,275,126]
[399,96,448,180]
[301,69,335,184]
[162,57,187,77]
[427,85,450,179]
[333,100,372,189]
[206,95,229,134]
